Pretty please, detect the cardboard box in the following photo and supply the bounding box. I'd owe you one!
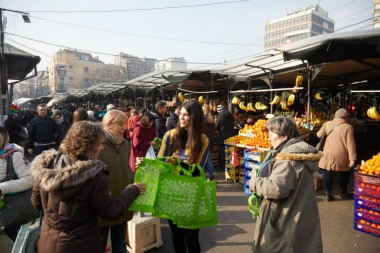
[127,212,163,253]
[314,178,322,191]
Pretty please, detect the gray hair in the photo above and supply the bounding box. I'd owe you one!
[265,116,299,138]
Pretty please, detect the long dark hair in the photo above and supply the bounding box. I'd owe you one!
[169,100,204,164]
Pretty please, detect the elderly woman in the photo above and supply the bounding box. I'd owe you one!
[249,116,323,253]
[97,109,134,253]
[0,127,33,241]
[317,108,356,201]
[30,121,145,253]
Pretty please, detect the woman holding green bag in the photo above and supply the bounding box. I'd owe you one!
[158,100,210,253]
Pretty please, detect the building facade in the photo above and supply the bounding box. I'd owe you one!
[48,49,129,94]
[155,57,187,71]
[265,4,335,50]
[374,0,380,28]
[114,52,156,80]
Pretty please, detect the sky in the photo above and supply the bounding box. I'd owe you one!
[1,0,375,72]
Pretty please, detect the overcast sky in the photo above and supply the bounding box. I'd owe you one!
[1,0,374,71]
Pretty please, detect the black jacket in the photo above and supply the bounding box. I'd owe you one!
[27,116,63,149]
[151,111,167,139]
[215,109,235,144]
[166,112,178,131]
[5,117,23,143]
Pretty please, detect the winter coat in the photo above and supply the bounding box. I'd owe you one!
[0,145,33,194]
[4,117,23,143]
[317,118,357,171]
[249,137,323,253]
[27,116,62,149]
[30,150,140,253]
[215,109,235,144]
[129,122,157,172]
[97,136,134,227]
[151,111,167,139]
[166,112,178,131]
[204,115,215,148]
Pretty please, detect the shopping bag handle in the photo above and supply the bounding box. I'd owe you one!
[248,193,260,220]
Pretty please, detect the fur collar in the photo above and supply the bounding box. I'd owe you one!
[31,149,108,191]
[275,151,323,161]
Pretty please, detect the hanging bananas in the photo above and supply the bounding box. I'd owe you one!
[315,93,323,100]
[232,96,240,105]
[280,101,290,111]
[269,95,280,105]
[178,92,185,102]
[287,94,295,106]
[198,96,204,103]
[239,102,248,111]
[367,107,380,121]
[295,75,303,86]
[254,102,268,111]
[246,102,257,112]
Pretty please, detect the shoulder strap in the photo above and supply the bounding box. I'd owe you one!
[5,155,16,181]
[326,122,346,137]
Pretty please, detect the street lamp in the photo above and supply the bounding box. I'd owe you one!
[0,8,30,115]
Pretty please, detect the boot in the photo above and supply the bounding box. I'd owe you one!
[324,192,335,202]
[340,189,354,199]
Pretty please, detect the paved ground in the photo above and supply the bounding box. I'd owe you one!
[1,170,379,253]
[146,170,380,253]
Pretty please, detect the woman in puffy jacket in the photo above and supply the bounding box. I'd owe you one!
[30,121,145,253]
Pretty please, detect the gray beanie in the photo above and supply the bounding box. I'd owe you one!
[335,108,350,118]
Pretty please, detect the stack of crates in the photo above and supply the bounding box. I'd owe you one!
[224,145,243,183]
[353,173,380,238]
[243,149,267,196]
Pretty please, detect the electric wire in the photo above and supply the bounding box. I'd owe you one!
[335,16,374,32]
[329,0,358,12]
[22,0,254,13]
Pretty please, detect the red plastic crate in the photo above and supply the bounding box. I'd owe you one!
[354,219,380,238]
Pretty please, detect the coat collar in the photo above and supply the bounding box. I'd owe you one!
[31,149,107,191]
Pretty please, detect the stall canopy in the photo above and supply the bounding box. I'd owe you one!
[4,43,41,80]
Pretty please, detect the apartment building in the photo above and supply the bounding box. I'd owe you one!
[374,0,380,28]
[265,4,335,50]
[114,52,156,80]
[155,57,187,71]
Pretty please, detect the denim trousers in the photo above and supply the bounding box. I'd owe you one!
[99,223,127,253]
[205,155,214,178]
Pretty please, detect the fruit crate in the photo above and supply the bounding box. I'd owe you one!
[355,207,380,225]
[354,219,380,239]
[244,149,267,163]
[244,184,252,196]
[355,196,380,212]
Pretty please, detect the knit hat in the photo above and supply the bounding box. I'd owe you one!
[335,108,350,118]
[217,105,224,113]
[53,110,63,117]
[106,104,115,111]
[87,110,95,119]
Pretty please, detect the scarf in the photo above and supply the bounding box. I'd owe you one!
[104,128,124,147]
[0,143,18,158]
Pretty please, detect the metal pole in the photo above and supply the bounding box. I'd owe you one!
[0,9,6,116]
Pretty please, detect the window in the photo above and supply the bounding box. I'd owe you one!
[69,77,74,84]
[69,65,73,72]
[84,67,89,73]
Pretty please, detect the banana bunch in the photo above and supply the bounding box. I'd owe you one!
[255,102,268,110]
[246,102,257,112]
[269,95,280,105]
[315,92,323,100]
[178,92,185,102]
[295,75,303,86]
[198,96,204,103]
[232,96,240,105]
[367,107,380,120]
[287,94,295,106]
[239,102,248,111]
[280,101,290,111]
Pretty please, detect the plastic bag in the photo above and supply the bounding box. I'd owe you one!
[145,145,156,159]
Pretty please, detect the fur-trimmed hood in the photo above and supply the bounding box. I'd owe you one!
[31,149,108,191]
[274,137,323,173]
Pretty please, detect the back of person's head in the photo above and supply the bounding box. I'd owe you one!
[106,104,115,112]
[60,121,104,161]
[103,109,127,126]
[155,101,167,111]
[73,108,89,124]
[87,111,95,120]
[265,116,299,138]
[335,108,350,119]
[0,127,9,149]
[140,112,155,127]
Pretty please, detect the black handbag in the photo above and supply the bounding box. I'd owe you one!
[0,154,36,230]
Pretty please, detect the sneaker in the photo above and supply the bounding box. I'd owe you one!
[324,192,335,202]
[209,176,215,181]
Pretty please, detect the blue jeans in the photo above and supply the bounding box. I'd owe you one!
[206,156,214,178]
[100,223,127,253]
